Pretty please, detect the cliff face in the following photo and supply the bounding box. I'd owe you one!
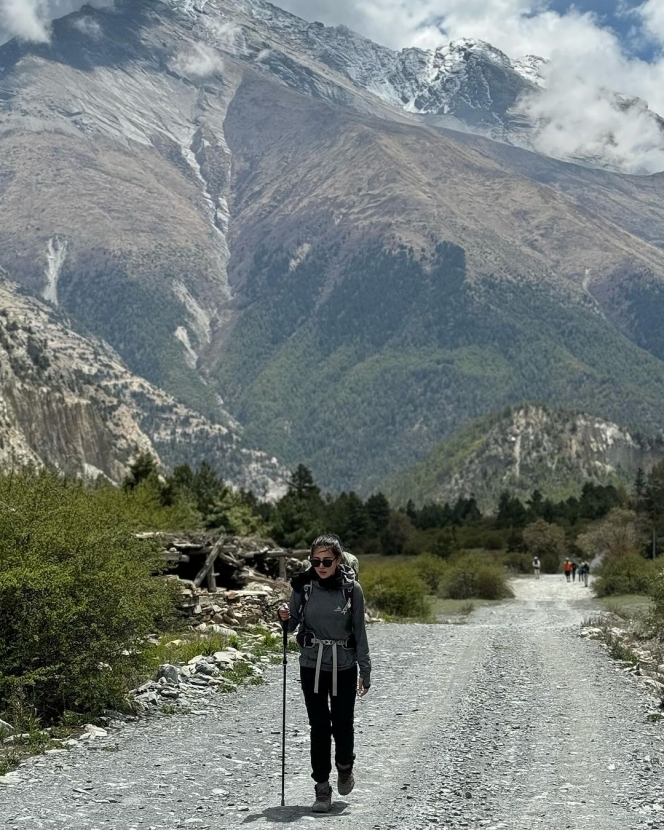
[0,278,287,496]
[387,406,663,508]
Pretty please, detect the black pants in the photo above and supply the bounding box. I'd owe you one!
[300,665,357,783]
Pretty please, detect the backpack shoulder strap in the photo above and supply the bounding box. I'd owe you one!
[298,582,312,619]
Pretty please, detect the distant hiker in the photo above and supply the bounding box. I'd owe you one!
[278,534,371,814]
[579,560,590,587]
[571,561,578,582]
[563,559,572,582]
[532,556,541,579]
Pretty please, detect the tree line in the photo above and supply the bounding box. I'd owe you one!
[127,452,664,559]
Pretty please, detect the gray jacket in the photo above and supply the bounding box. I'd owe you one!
[287,567,371,685]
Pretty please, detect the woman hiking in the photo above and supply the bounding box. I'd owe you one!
[278,534,371,814]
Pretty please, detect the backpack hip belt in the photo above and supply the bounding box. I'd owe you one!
[303,634,354,697]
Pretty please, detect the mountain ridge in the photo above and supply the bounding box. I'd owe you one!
[1,0,664,495]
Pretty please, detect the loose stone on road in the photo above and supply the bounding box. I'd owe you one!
[2,576,663,829]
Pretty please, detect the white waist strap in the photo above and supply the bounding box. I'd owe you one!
[312,638,345,696]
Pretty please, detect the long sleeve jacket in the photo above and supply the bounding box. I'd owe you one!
[287,567,371,685]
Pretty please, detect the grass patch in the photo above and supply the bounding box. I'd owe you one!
[603,630,639,664]
[0,753,20,777]
[597,595,653,619]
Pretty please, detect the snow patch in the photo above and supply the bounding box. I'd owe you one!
[513,55,546,88]
[43,236,68,307]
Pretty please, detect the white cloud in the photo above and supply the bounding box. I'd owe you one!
[0,0,114,43]
[0,0,51,42]
[71,15,102,38]
[640,0,664,43]
[174,43,224,78]
[278,0,664,172]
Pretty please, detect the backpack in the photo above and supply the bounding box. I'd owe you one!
[342,550,360,576]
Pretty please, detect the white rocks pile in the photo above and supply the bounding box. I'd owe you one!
[132,645,269,710]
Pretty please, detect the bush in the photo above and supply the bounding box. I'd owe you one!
[501,552,531,573]
[359,562,430,618]
[540,552,562,574]
[0,471,179,723]
[412,553,449,594]
[522,519,566,574]
[593,551,658,597]
[442,555,513,601]
[648,569,664,634]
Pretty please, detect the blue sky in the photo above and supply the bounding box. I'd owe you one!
[548,0,658,59]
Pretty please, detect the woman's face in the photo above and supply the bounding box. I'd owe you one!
[310,546,340,579]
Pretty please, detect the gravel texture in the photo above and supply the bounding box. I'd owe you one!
[2,575,664,829]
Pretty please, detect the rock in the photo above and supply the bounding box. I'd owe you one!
[82,725,108,739]
[213,651,237,665]
[158,688,179,699]
[195,661,218,676]
[156,664,180,685]
[0,718,14,739]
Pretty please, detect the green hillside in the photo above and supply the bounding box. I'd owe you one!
[384,405,663,509]
[215,239,664,494]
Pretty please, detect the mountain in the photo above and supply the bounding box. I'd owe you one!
[385,405,663,509]
[1,0,664,496]
[0,276,286,496]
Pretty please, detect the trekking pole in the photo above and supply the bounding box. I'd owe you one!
[281,617,288,807]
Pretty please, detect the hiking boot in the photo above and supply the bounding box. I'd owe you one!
[312,781,332,813]
[337,765,355,796]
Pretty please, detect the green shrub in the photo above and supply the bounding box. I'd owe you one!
[359,562,430,618]
[522,519,566,574]
[593,551,658,597]
[412,553,449,594]
[442,555,513,601]
[648,570,664,635]
[501,552,531,573]
[0,471,179,723]
[540,552,562,573]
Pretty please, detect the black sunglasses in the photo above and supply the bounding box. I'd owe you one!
[310,557,336,568]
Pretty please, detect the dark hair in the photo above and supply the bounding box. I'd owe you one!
[310,534,344,559]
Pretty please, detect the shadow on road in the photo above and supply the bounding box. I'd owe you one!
[242,802,349,823]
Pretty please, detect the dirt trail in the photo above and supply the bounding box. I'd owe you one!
[2,575,664,829]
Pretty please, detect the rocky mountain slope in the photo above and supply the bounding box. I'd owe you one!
[170,0,661,170]
[387,405,663,509]
[0,277,286,495]
[1,0,664,494]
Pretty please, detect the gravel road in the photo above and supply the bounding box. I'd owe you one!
[2,575,664,829]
